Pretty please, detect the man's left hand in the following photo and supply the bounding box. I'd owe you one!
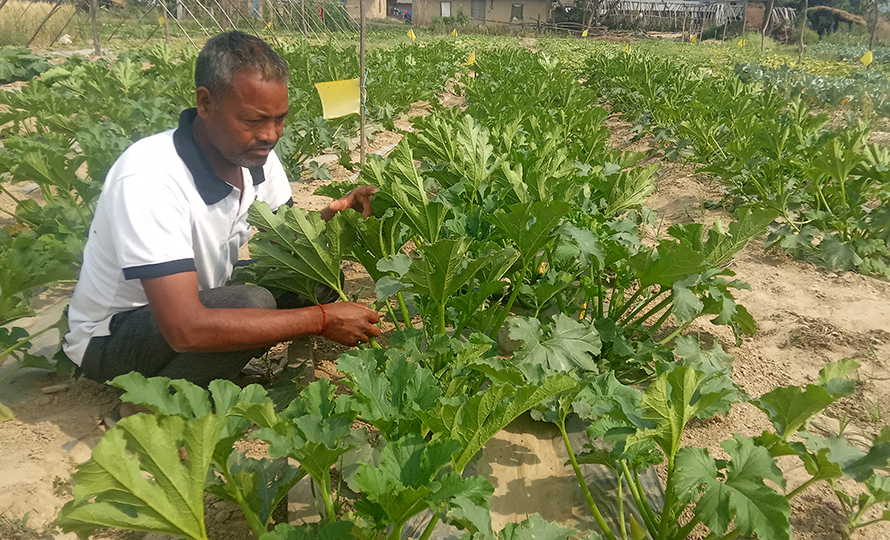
[324,186,377,219]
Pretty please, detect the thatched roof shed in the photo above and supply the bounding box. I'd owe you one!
[808,6,867,27]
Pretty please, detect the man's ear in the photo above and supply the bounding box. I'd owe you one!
[195,86,214,118]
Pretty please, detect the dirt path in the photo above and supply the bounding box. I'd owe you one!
[2,107,890,539]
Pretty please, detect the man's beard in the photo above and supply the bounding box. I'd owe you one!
[229,146,274,168]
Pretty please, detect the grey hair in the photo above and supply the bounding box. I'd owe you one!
[194,31,289,94]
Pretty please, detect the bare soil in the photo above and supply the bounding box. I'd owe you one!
[2,105,890,540]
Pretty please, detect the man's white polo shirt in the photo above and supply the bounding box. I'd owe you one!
[63,109,292,366]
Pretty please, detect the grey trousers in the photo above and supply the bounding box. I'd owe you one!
[80,283,336,387]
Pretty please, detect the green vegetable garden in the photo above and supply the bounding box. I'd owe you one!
[1,19,890,540]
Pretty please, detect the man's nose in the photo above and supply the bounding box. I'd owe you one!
[257,121,280,144]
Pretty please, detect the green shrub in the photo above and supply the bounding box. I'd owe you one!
[430,10,472,32]
[0,47,51,84]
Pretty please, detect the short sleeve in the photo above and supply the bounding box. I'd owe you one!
[106,175,197,280]
[259,150,293,211]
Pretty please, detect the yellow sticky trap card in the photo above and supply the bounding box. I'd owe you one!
[691,34,697,43]
[407,28,416,42]
[266,21,273,29]
[158,16,165,25]
[582,29,588,37]
[624,43,631,53]
[467,50,476,66]
[738,38,745,47]
[452,28,458,37]
[314,78,360,119]
[861,50,874,67]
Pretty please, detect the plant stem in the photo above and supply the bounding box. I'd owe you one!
[621,462,658,535]
[558,417,618,540]
[0,184,23,205]
[397,291,412,329]
[633,469,660,531]
[658,320,694,347]
[0,324,56,363]
[607,283,624,320]
[785,475,819,500]
[320,471,336,523]
[618,288,662,325]
[418,514,440,540]
[223,458,269,538]
[714,530,742,540]
[387,523,404,540]
[675,515,702,539]
[611,286,646,322]
[488,269,526,340]
[633,292,673,326]
[596,271,604,319]
[437,301,446,336]
[617,472,628,540]
[851,517,887,530]
[385,303,402,330]
[649,307,674,337]
[657,454,676,540]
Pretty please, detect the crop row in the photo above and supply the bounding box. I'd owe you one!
[584,50,890,278]
[50,45,890,539]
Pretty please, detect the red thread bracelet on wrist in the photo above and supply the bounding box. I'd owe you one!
[318,304,327,334]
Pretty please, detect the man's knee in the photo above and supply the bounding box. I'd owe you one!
[199,284,277,310]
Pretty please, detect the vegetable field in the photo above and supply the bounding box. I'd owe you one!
[1,34,890,540]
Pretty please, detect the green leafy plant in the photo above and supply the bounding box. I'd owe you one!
[0,47,51,84]
[551,356,890,540]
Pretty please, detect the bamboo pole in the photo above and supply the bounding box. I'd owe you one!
[164,1,170,43]
[49,8,77,47]
[91,0,100,54]
[798,0,807,65]
[359,0,366,166]
[27,0,64,47]
[761,0,773,54]
[868,0,878,71]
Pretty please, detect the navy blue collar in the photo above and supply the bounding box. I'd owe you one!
[172,108,266,206]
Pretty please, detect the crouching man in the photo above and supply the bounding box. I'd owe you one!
[63,31,381,388]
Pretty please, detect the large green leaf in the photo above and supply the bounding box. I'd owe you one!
[625,366,731,459]
[674,437,791,540]
[630,240,707,288]
[592,163,659,217]
[247,202,348,300]
[402,238,493,308]
[498,514,580,540]
[351,434,465,529]
[337,352,441,440]
[340,208,408,281]
[57,414,225,540]
[418,374,578,471]
[230,379,355,486]
[751,384,835,440]
[816,358,858,398]
[487,202,572,267]
[204,451,305,527]
[362,140,449,244]
[509,314,602,374]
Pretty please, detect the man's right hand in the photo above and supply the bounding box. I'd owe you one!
[319,302,382,346]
